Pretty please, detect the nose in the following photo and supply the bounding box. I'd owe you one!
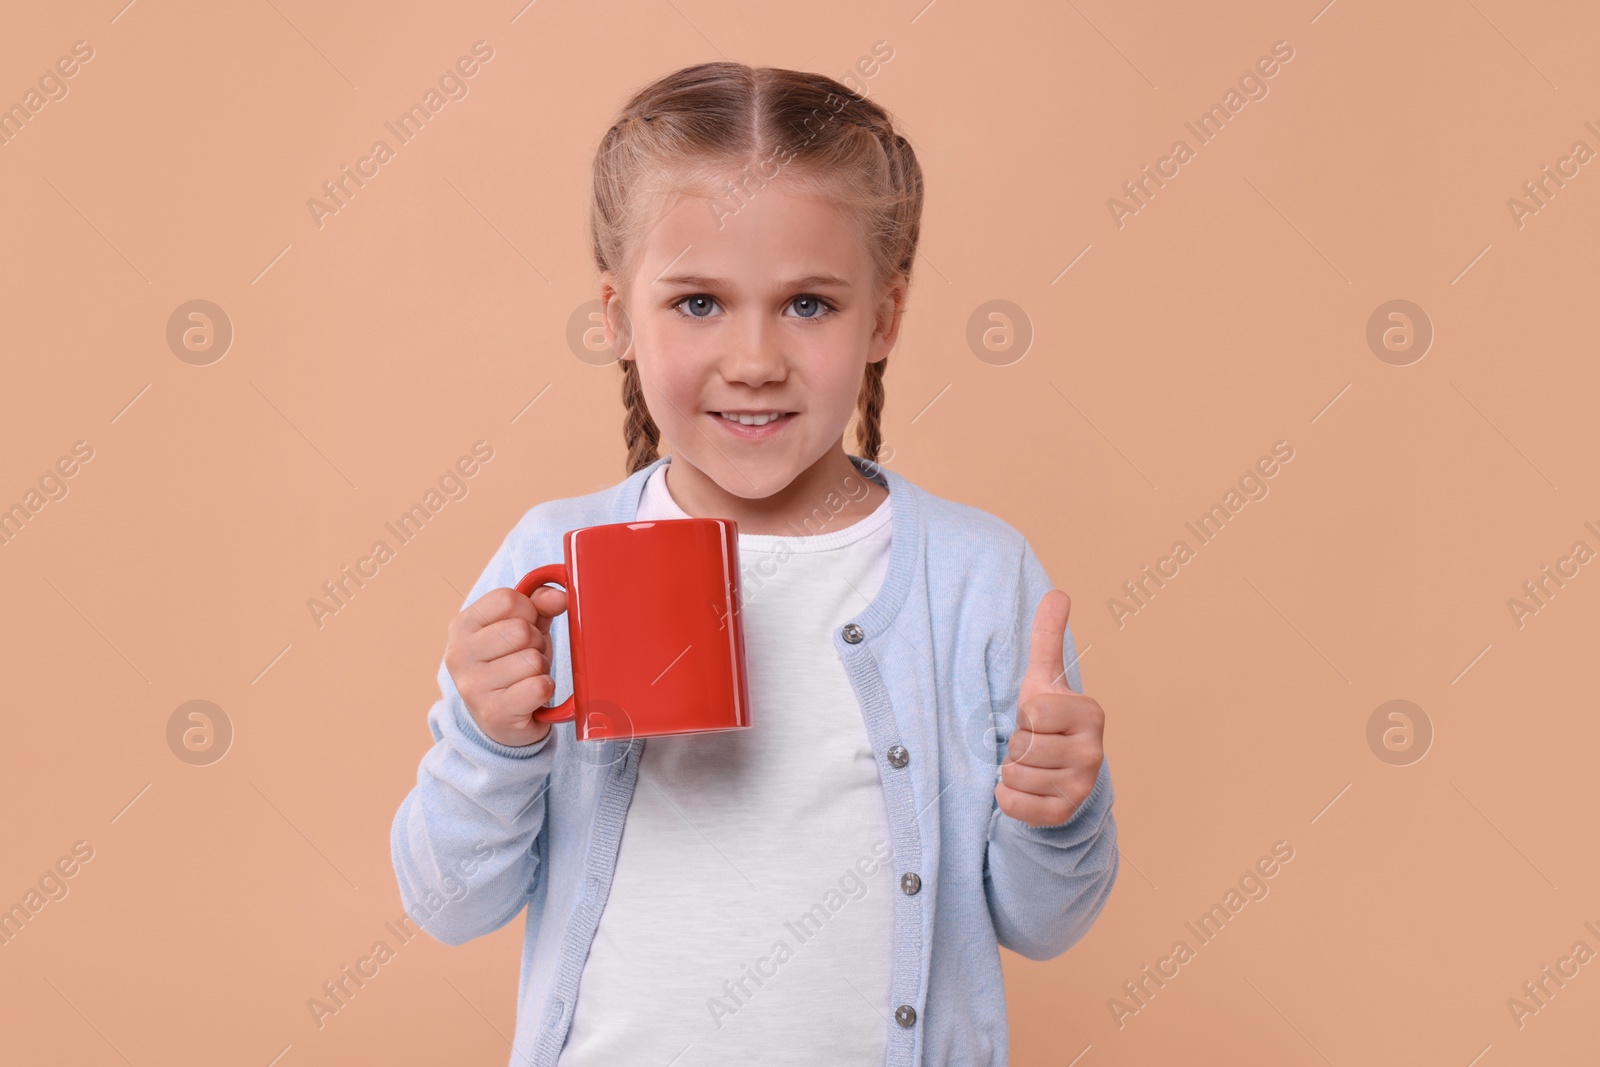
[720,310,787,387]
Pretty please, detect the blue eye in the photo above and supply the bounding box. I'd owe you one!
[789,295,830,319]
[675,294,718,318]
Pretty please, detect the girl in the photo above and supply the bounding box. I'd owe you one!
[392,61,1118,1067]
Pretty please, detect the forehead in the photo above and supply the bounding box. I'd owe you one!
[635,182,871,289]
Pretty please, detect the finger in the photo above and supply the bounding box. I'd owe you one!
[1016,692,1103,738]
[466,616,544,665]
[1010,693,1060,746]
[488,672,556,716]
[479,674,558,736]
[455,587,539,639]
[477,643,549,691]
[1003,729,1089,770]
[1020,589,1073,702]
[995,781,1078,828]
[999,759,1096,803]
[522,585,568,633]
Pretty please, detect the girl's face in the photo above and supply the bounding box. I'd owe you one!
[602,182,904,509]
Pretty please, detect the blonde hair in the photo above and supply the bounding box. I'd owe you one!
[589,60,924,474]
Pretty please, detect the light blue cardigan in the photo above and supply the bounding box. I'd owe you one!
[391,452,1119,1066]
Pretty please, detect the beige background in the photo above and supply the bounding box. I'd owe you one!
[2,0,1596,1063]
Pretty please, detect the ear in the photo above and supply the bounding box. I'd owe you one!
[868,272,908,363]
[599,271,634,361]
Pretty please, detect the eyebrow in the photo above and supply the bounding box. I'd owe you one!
[654,273,854,290]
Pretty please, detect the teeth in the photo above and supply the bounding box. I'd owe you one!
[720,412,785,426]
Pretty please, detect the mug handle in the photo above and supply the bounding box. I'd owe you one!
[515,564,575,724]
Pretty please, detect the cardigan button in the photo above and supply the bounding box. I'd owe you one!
[886,744,909,769]
[842,623,864,644]
[901,872,921,895]
[895,1004,917,1027]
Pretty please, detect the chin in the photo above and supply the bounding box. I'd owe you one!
[689,452,802,497]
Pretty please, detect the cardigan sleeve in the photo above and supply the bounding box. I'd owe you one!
[390,527,559,946]
[982,538,1120,961]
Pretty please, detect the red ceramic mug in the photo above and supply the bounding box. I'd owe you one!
[514,517,752,741]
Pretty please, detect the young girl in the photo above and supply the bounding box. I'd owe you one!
[392,61,1118,1067]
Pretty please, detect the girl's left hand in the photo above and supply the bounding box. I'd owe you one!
[996,589,1107,828]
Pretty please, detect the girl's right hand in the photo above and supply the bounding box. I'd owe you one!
[444,583,569,749]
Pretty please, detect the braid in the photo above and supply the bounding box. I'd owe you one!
[855,357,887,464]
[851,122,913,471]
[621,359,661,474]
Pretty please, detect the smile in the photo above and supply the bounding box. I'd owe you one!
[712,411,797,438]
[716,411,792,426]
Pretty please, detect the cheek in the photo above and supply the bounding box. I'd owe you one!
[635,345,705,416]
[801,338,868,405]
[825,368,863,412]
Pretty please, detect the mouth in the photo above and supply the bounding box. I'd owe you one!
[711,410,798,439]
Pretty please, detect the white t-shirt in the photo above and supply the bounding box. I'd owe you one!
[558,460,896,1066]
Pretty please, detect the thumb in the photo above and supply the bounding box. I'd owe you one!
[1020,589,1073,702]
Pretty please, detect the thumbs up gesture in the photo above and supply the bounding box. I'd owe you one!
[996,589,1107,828]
